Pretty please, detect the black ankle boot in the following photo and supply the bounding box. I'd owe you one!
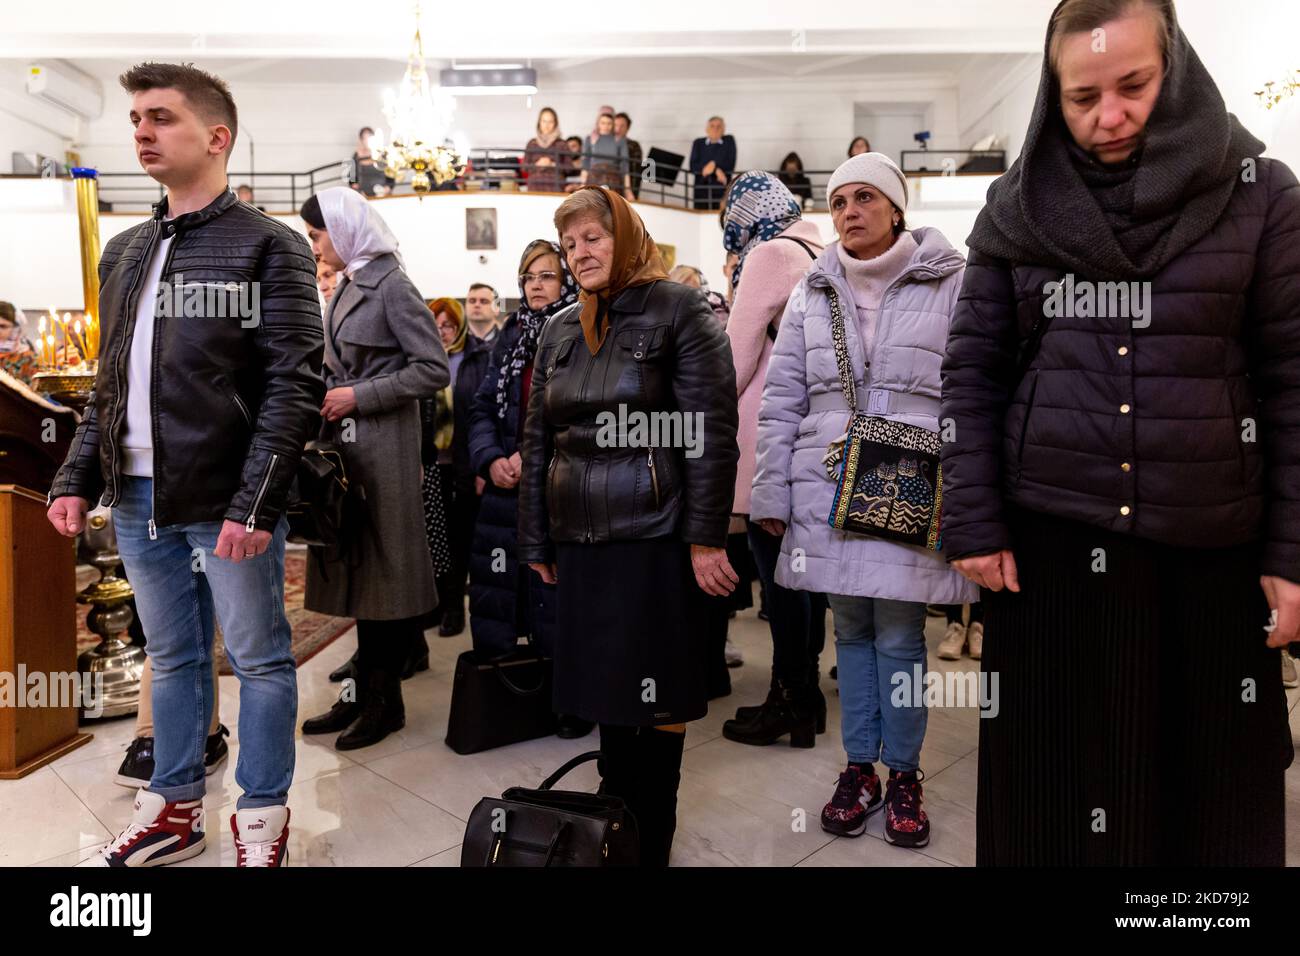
[328,650,358,684]
[335,668,405,751]
[302,678,363,734]
[732,675,780,723]
[735,679,827,734]
[400,633,430,680]
[632,728,686,867]
[721,683,817,748]
[439,608,465,638]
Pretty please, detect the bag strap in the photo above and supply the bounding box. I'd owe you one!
[766,235,819,341]
[1016,303,1055,381]
[825,286,859,416]
[775,234,818,260]
[490,654,548,697]
[539,750,602,790]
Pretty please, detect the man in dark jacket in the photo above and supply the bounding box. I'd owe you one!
[614,112,643,200]
[688,116,737,210]
[47,63,323,868]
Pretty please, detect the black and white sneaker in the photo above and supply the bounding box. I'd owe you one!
[114,725,231,789]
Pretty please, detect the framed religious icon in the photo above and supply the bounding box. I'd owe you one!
[466,208,498,250]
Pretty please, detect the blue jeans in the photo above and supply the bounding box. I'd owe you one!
[826,594,928,771]
[113,476,296,809]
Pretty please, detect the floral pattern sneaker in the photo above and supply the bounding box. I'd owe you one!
[884,769,930,848]
[820,764,883,837]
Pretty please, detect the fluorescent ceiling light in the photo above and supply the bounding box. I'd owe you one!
[450,62,525,70]
[439,67,538,95]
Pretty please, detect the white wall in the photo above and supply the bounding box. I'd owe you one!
[0,64,80,174]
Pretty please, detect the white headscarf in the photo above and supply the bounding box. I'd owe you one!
[315,186,404,277]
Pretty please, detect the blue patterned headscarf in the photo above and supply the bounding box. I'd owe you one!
[722,170,802,294]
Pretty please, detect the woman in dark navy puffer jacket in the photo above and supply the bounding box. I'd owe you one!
[939,0,1297,866]
[466,240,578,664]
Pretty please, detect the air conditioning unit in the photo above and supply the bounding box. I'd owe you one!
[25,63,103,121]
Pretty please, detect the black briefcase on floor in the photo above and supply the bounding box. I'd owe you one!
[461,751,639,867]
[444,648,559,755]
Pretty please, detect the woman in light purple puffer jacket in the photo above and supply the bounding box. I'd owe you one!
[751,152,975,850]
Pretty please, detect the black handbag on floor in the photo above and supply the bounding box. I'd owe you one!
[444,648,559,754]
[461,751,639,867]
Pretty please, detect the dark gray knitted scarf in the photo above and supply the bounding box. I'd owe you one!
[967,0,1264,280]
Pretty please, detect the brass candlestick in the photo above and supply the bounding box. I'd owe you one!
[33,166,143,718]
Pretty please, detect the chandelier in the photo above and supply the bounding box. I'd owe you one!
[1256,70,1299,110]
[371,6,466,192]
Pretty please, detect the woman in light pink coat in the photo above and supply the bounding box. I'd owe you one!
[719,170,829,748]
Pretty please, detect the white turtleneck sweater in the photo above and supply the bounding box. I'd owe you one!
[834,230,918,359]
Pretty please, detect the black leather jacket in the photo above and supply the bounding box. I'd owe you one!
[517,280,738,561]
[48,189,325,533]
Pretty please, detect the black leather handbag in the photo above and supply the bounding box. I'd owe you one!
[285,443,351,547]
[461,751,639,867]
[444,648,559,755]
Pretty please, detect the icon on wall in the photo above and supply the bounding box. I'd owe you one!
[466,208,498,250]
[657,243,677,272]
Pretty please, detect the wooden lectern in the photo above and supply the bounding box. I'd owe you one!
[0,484,92,777]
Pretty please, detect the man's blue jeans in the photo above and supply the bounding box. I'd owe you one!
[113,476,296,809]
[826,594,928,772]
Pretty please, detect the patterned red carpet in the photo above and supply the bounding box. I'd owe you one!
[75,549,354,675]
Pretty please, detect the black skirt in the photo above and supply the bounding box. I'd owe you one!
[554,536,709,726]
[977,506,1293,866]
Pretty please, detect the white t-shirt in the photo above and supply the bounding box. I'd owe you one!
[120,226,174,477]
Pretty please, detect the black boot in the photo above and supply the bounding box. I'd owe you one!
[439,608,465,638]
[556,713,595,739]
[731,674,780,724]
[634,728,686,867]
[328,650,358,684]
[721,682,817,748]
[400,632,430,679]
[335,667,405,750]
[302,677,363,734]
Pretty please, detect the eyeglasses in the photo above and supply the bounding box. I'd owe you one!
[521,271,559,284]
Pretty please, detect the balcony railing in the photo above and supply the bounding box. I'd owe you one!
[3,148,1005,215]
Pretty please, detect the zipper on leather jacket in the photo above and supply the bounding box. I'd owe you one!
[230,390,253,428]
[104,219,162,507]
[647,448,661,509]
[245,453,279,533]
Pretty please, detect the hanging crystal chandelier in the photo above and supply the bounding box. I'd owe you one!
[372,5,466,192]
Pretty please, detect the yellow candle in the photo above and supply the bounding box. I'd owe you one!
[72,319,88,363]
[47,334,57,369]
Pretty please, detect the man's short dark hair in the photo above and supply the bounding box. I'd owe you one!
[468,283,496,297]
[615,112,632,127]
[119,62,238,153]
[359,126,374,138]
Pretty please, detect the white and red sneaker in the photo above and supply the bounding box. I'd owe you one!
[232,806,290,867]
[79,789,205,867]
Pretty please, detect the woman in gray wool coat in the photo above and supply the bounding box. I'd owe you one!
[298,187,449,752]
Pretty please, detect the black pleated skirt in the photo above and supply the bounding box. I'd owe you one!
[553,536,709,726]
[977,507,1293,865]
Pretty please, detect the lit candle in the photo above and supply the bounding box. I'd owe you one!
[37,317,47,367]
[59,313,69,364]
[72,319,88,364]
[47,334,57,370]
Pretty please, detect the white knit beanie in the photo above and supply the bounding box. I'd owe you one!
[826,152,909,213]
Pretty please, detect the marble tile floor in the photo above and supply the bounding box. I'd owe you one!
[6,598,1299,867]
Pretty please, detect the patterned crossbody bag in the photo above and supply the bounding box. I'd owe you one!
[821,286,944,550]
